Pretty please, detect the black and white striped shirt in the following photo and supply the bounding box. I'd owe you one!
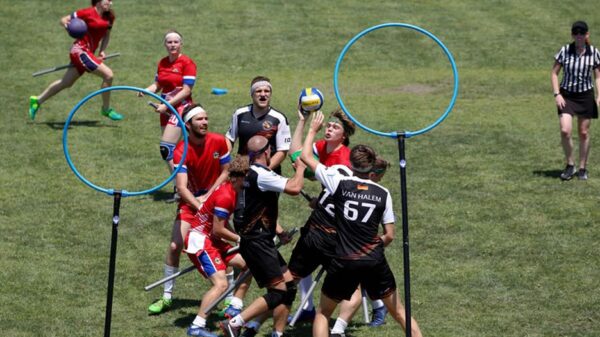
[555,43,600,93]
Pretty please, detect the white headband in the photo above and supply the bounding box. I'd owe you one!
[250,81,272,95]
[164,32,182,43]
[184,106,206,123]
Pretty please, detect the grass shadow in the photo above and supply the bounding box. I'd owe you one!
[532,169,562,179]
[41,120,118,130]
[151,190,176,202]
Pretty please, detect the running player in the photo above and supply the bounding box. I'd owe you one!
[148,104,230,315]
[138,29,197,201]
[300,111,423,337]
[184,155,251,337]
[220,135,305,337]
[29,0,122,121]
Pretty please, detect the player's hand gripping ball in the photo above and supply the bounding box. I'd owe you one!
[67,18,88,39]
[298,87,324,116]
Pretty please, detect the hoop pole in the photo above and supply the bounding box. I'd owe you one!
[397,135,412,337]
[104,191,121,337]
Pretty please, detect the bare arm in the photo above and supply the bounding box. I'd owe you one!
[380,223,395,247]
[289,110,307,154]
[175,172,202,212]
[595,67,600,106]
[300,111,324,172]
[198,163,230,204]
[98,29,111,59]
[212,216,240,243]
[551,61,566,109]
[268,150,288,170]
[156,84,192,115]
[283,156,305,195]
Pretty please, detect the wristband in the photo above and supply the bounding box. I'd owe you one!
[554,92,561,97]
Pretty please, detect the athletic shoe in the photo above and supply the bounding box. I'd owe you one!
[560,165,576,181]
[223,305,241,319]
[187,325,218,337]
[165,186,180,204]
[29,96,40,120]
[240,321,260,337]
[287,308,316,324]
[368,306,387,327]
[148,297,172,315]
[578,168,588,180]
[101,107,124,121]
[219,321,240,337]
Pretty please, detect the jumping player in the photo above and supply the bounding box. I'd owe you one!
[220,135,305,337]
[138,29,197,201]
[148,104,230,315]
[184,155,251,337]
[300,111,423,337]
[29,0,122,121]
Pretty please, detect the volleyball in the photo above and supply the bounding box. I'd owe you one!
[67,18,87,39]
[298,87,324,114]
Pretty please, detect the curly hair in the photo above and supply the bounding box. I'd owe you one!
[330,108,356,146]
[229,155,250,177]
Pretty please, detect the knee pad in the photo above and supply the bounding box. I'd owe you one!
[159,141,176,161]
[263,288,286,310]
[283,281,297,306]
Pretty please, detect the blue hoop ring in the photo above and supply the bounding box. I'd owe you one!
[62,86,188,197]
[333,23,459,138]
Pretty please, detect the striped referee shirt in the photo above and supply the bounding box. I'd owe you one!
[555,43,600,93]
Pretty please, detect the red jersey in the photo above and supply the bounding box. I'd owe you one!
[173,133,231,197]
[155,54,197,106]
[191,181,237,235]
[73,7,114,53]
[314,139,351,167]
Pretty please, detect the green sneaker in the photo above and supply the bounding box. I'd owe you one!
[29,96,40,120]
[101,107,124,121]
[216,297,232,318]
[148,297,172,314]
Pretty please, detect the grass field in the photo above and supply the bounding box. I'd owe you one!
[2,1,600,337]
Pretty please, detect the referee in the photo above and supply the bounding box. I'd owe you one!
[551,20,600,180]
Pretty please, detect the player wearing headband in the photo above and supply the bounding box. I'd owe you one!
[138,29,197,201]
[226,76,291,173]
[148,104,230,315]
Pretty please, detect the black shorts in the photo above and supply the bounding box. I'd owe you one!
[239,235,287,288]
[288,226,336,279]
[558,89,598,119]
[322,257,396,302]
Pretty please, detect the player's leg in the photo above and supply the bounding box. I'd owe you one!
[577,116,591,179]
[313,293,338,337]
[332,287,362,335]
[188,267,228,337]
[91,63,122,120]
[272,270,296,336]
[381,291,423,337]
[222,254,251,318]
[559,113,576,180]
[30,67,82,120]
[161,121,183,201]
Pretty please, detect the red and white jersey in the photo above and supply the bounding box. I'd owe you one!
[173,133,230,197]
[155,54,197,106]
[191,181,237,236]
[314,139,351,168]
[72,7,114,53]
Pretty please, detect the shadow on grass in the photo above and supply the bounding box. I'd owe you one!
[41,120,118,130]
[532,169,562,179]
[151,190,176,202]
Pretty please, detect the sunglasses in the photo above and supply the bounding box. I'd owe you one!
[572,30,587,36]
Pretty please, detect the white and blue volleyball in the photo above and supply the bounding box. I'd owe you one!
[298,87,324,113]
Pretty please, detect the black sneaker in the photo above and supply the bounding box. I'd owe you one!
[578,168,588,180]
[560,165,576,181]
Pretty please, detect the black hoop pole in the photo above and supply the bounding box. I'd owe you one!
[104,191,122,337]
[397,135,412,337]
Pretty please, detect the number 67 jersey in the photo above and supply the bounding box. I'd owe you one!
[314,163,395,262]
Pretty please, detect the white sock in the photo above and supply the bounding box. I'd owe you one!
[163,264,178,297]
[192,315,206,328]
[271,331,283,337]
[371,299,384,309]
[299,276,314,310]
[331,318,348,334]
[226,270,235,300]
[229,296,243,309]
[229,315,245,328]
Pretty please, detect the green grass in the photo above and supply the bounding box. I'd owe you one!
[2,0,600,336]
